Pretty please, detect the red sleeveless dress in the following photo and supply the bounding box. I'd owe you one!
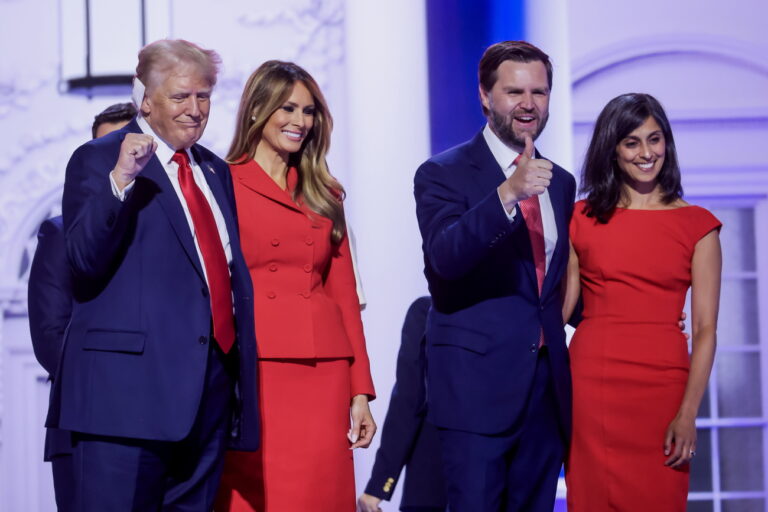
[566,201,721,511]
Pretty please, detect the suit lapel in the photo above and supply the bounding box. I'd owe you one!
[466,132,539,290]
[541,167,568,299]
[233,159,303,213]
[193,146,241,257]
[139,152,206,281]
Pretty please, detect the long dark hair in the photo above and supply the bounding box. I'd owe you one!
[580,93,682,223]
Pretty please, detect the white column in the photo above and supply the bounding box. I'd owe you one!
[525,0,575,173]
[344,0,431,497]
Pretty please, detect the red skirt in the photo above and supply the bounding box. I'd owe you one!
[215,358,355,511]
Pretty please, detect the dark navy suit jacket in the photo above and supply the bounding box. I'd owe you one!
[414,131,575,438]
[365,296,447,510]
[47,119,259,450]
[28,216,73,460]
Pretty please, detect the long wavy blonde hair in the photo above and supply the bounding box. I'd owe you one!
[228,60,346,243]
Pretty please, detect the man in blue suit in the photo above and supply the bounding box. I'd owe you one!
[28,102,136,511]
[49,39,259,510]
[414,41,576,511]
[358,296,447,512]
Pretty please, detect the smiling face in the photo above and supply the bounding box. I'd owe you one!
[615,116,666,190]
[479,59,550,151]
[142,63,211,150]
[257,81,315,160]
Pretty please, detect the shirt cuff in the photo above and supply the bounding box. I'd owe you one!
[110,171,135,201]
[498,189,518,221]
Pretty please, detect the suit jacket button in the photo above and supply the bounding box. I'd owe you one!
[530,344,537,353]
[271,238,280,246]
[107,212,116,226]
[267,291,276,299]
[269,263,278,272]
[305,237,313,245]
[199,336,208,345]
[300,291,310,299]
[303,264,312,273]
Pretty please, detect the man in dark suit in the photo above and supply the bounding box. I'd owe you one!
[27,102,136,511]
[49,39,259,510]
[358,296,447,512]
[413,41,576,511]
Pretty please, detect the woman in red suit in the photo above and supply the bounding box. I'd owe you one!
[562,93,721,511]
[215,60,376,511]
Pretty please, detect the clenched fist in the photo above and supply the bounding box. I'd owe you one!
[498,135,553,212]
[111,133,158,191]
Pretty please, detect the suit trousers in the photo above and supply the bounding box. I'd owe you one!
[51,453,75,512]
[71,342,236,511]
[437,348,564,512]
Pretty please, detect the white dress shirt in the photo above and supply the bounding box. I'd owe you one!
[483,124,557,272]
[110,116,233,285]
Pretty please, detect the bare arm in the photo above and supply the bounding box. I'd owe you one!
[664,229,721,467]
[562,241,581,323]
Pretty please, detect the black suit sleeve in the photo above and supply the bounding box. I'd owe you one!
[27,217,73,377]
[364,296,432,501]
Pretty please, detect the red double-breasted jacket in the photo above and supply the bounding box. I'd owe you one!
[230,159,375,398]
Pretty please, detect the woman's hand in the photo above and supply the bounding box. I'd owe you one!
[664,411,697,468]
[349,394,376,449]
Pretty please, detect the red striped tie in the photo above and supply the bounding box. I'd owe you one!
[173,150,235,353]
[514,154,546,346]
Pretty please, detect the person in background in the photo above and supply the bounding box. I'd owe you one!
[563,93,721,511]
[91,102,137,139]
[28,101,136,512]
[53,39,259,510]
[358,296,447,512]
[214,60,375,512]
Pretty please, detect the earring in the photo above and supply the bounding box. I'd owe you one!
[251,115,256,122]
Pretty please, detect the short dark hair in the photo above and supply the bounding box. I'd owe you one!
[92,102,137,139]
[478,41,553,111]
[581,93,683,223]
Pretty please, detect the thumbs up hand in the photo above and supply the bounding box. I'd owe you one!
[498,135,553,212]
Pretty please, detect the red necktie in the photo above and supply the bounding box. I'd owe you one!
[172,150,235,353]
[514,154,546,346]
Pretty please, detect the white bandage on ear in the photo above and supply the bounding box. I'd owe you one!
[131,76,146,113]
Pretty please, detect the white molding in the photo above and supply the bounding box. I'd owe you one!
[572,34,768,87]
[573,107,768,126]
[683,166,768,198]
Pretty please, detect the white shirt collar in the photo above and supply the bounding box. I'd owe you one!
[482,123,527,171]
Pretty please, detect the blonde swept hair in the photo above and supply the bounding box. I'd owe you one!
[228,60,346,243]
[136,39,221,95]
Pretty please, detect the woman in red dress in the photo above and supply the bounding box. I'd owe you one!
[214,60,376,511]
[563,93,721,511]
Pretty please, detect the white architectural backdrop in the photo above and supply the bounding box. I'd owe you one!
[0,0,766,510]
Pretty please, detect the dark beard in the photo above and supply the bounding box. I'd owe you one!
[488,108,549,150]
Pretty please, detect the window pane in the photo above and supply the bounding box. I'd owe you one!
[709,207,755,273]
[690,428,713,492]
[686,500,714,512]
[717,279,759,345]
[698,385,711,418]
[722,499,765,512]
[717,353,762,417]
[719,427,764,491]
